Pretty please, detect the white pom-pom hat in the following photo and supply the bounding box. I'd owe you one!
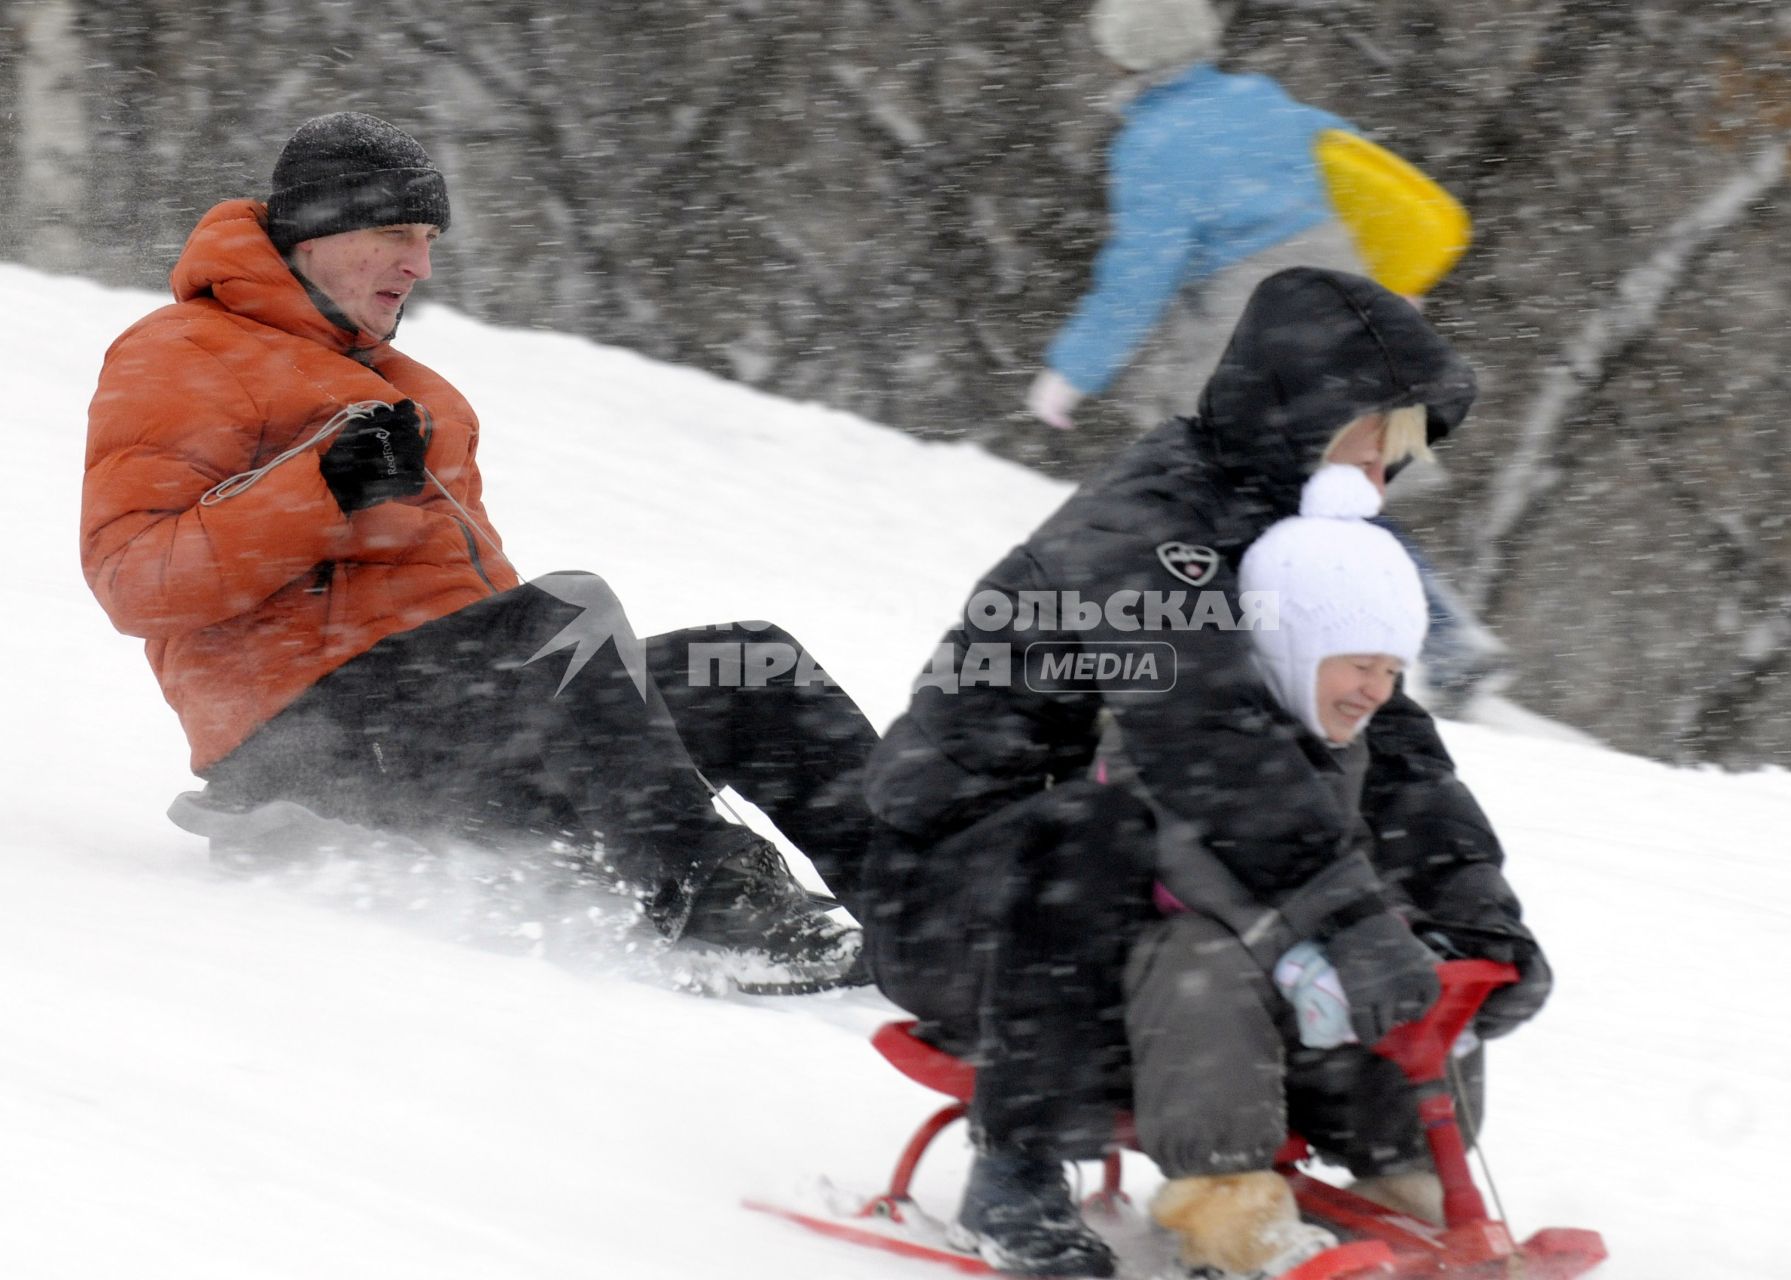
[1090,0,1227,73]
[1238,466,1429,742]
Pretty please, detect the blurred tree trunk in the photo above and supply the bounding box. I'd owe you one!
[3,0,1788,767]
[11,0,87,272]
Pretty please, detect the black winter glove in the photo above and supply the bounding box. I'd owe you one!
[1418,863,1553,1040]
[319,400,427,514]
[1469,935,1552,1040]
[1325,908,1442,1044]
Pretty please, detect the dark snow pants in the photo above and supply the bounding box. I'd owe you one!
[1124,911,1486,1179]
[203,572,881,929]
[862,779,1159,1159]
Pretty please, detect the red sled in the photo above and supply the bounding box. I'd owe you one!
[746,960,1606,1279]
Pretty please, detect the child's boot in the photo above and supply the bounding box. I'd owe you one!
[1151,1170,1336,1278]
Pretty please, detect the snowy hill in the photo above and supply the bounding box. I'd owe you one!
[4,262,1785,1280]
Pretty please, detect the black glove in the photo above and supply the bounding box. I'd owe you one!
[1325,908,1442,1044]
[1419,863,1554,1040]
[319,400,427,514]
[1473,935,1551,1039]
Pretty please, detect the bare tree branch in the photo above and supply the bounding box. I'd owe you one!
[1464,137,1789,612]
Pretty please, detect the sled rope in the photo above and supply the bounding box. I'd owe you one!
[199,398,519,578]
[692,765,748,825]
[201,400,391,504]
[423,463,515,574]
[689,764,842,908]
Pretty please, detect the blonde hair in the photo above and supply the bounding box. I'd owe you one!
[1382,404,1433,467]
[1324,405,1434,469]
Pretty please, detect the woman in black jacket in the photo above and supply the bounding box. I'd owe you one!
[857,268,1550,1278]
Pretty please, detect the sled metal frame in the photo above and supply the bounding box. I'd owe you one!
[852,960,1607,1279]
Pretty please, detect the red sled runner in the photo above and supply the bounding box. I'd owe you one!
[746,960,1606,1278]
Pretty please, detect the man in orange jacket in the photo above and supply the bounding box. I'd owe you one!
[81,112,875,988]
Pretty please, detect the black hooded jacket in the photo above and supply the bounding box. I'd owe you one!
[863,269,1503,932]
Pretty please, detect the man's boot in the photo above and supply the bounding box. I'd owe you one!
[678,831,865,987]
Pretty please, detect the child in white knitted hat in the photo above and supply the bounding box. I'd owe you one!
[1129,464,1443,1279]
[1240,463,1430,749]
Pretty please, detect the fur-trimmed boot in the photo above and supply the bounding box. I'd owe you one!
[1151,1171,1336,1278]
[1349,1170,1445,1225]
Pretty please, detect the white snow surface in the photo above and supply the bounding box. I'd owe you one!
[4,261,1785,1279]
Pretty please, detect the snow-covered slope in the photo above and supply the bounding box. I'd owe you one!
[4,262,1784,1280]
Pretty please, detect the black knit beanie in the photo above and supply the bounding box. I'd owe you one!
[266,112,450,253]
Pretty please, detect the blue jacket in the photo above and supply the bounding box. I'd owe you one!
[1047,65,1353,395]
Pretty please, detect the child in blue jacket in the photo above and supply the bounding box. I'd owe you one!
[1028,0,1364,434]
[1030,0,1511,713]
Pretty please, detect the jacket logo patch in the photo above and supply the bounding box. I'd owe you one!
[1156,541,1220,587]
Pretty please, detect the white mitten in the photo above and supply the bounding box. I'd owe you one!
[1275,939,1481,1055]
[1274,940,1357,1049]
[1026,369,1084,430]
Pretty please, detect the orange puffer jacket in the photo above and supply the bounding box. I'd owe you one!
[82,199,522,773]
